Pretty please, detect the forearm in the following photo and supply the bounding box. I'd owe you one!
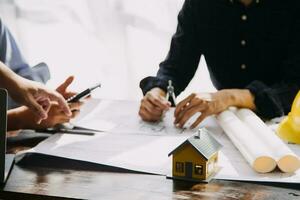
[7,106,38,131]
[0,61,20,91]
[222,89,256,110]
[7,106,24,131]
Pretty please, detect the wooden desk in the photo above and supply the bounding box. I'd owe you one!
[1,131,300,200]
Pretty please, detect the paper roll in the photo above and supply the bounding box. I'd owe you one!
[236,109,300,173]
[217,110,276,173]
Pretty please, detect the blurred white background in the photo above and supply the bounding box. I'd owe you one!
[0,0,215,101]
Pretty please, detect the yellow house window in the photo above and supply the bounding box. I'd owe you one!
[175,162,184,173]
[194,165,203,175]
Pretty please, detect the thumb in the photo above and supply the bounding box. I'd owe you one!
[56,76,74,93]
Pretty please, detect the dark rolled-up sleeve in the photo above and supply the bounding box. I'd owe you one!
[140,0,202,96]
[246,80,299,119]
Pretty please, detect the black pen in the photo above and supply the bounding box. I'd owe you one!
[67,83,101,103]
[60,129,95,136]
[41,128,95,136]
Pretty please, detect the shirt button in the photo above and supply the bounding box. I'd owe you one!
[241,40,246,46]
[241,15,247,21]
[241,64,247,70]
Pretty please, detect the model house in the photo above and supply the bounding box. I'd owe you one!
[168,129,222,181]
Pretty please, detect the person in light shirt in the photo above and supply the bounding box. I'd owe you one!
[0,18,84,130]
[0,61,73,130]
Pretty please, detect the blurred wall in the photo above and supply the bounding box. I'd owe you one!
[0,0,215,101]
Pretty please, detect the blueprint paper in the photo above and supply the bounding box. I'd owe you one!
[16,132,189,175]
[72,99,203,135]
[16,128,300,183]
[17,100,300,183]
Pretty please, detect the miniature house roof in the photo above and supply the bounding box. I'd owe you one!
[168,129,222,160]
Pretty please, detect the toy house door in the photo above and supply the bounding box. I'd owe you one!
[185,162,193,178]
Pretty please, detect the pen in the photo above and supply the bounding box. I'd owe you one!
[67,83,101,103]
[41,128,95,136]
[60,129,96,136]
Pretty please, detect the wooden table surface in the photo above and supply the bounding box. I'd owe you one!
[0,131,300,200]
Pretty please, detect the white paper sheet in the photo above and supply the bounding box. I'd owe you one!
[16,100,300,183]
[72,99,205,135]
[16,132,189,175]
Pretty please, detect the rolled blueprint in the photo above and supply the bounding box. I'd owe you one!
[236,109,300,173]
[217,110,276,173]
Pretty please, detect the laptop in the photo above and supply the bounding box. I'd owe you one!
[0,89,14,187]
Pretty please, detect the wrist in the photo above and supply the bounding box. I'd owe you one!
[149,87,167,97]
[224,89,256,110]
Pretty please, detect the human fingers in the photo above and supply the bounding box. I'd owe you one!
[175,93,197,118]
[58,117,71,125]
[36,98,51,124]
[56,76,74,94]
[175,105,206,128]
[141,98,164,116]
[146,92,170,110]
[190,111,209,129]
[68,101,84,111]
[40,88,72,116]
[54,114,73,125]
[139,107,161,122]
[39,98,51,112]
[71,110,80,119]
[27,95,48,121]
[175,97,205,121]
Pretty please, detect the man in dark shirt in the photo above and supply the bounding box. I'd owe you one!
[139,0,300,128]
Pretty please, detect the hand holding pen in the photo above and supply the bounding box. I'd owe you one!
[139,80,177,122]
[139,88,171,122]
